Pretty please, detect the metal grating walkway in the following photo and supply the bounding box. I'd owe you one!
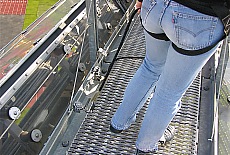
[219,82,230,155]
[68,16,201,154]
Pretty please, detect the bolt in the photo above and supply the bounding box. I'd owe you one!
[227,96,230,103]
[203,86,209,91]
[62,141,69,147]
[35,133,40,138]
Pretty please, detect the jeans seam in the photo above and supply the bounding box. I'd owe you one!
[142,0,157,24]
[159,0,171,27]
[209,18,218,45]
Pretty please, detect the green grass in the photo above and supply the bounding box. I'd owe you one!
[23,0,58,29]
[37,0,59,16]
[15,107,30,125]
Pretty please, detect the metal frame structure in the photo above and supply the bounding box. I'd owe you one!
[0,0,229,154]
[0,0,132,154]
[0,0,86,109]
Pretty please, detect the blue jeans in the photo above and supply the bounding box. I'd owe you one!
[111,0,224,152]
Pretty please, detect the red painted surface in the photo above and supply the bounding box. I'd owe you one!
[27,87,46,108]
[0,0,28,15]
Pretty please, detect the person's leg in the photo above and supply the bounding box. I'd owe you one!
[111,32,170,130]
[136,42,221,151]
[136,0,225,152]
[111,0,170,131]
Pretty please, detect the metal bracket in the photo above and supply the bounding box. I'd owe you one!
[63,44,72,54]
[72,65,104,113]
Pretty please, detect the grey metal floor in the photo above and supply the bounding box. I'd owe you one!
[67,17,201,154]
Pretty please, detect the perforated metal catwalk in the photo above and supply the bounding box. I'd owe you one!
[68,16,201,154]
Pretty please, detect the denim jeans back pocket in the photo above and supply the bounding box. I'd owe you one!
[173,11,219,50]
[141,0,157,24]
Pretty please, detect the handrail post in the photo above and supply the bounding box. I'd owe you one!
[86,0,99,66]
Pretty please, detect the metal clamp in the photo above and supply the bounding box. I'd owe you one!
[73,101,84,113]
